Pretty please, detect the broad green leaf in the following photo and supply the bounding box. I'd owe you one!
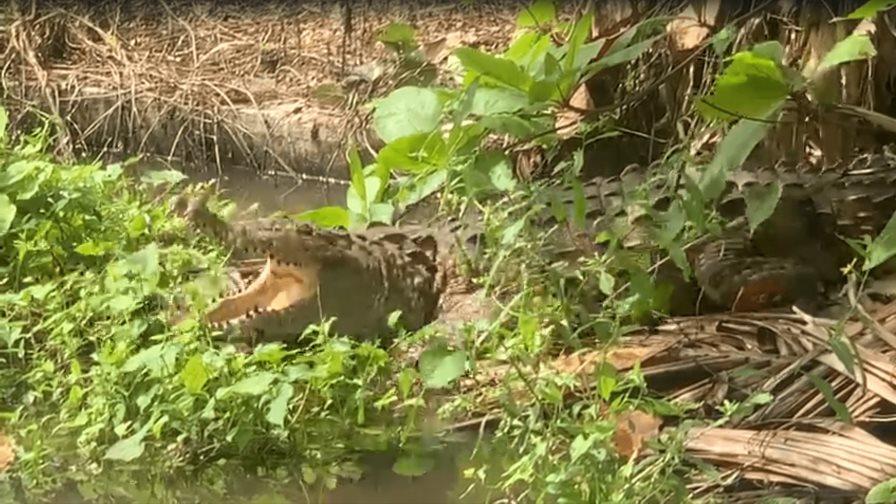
[847,0,896,19]
[368,202,395,225]
[0,160,38,189]
[465,150,516,195]
[378,22,417,46]
[698,47,791,121]
[864,210,896,270]
[124,244,161,286]
[811,33,876,80]
[699,107,781,200]
[418,344,467,389]
[266,383,294,427]
[75,241,112,256]
[743,181,782,233]
[104,429,147,462]
[221,371,277,397]
[569,433,596,463]
[396,169,447,211]
[468,87,529,116]
[598,271,615,296]
[377,133,449,174]
[0,194,17,236]
[528,78,558,103]
[373,87,444,143]
[711,26,735,56]
[750,41,784,62]
[867,478,896,504]
[454,47,532,91]
[122,343,166,373]
[392,452,435,477]
[292,206,350,229]
[516,0,555,28]
[181,354,209,394]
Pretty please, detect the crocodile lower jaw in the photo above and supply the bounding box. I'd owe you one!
[205,255,319,327]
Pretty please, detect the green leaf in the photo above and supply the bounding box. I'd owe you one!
[864,210,896,271]
[373,87,444,143]
[468,87,530,116]
[743,181,782,233]
[806,372,852,424]
[74,241,111,256]
[598,271,615,296]
[378,22,417,46]
[266,383,294,427]
[582,34,663,79]
[699,108,780,200]
[698,46,791,121]
[847,0,896,19]
[104,429,147,462]
[349,147,367,204]
[377,133,448,174]
[516,0,555,28]
[392,452,435,477]
[811,33,877,80]
[0,194,16,236]
[292,206,350,229]
[418,344,467,389]
[867,478,896,504]
[454,47,532,91]
[221,372,277,397]
[181,354,209,394]
[528,79,558,103]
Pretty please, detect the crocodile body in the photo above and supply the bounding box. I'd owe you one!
[173,194,463,343]
[175,148,896,342]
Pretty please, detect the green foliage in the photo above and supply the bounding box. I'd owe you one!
[5,0,896,501]
[0,108,432,500]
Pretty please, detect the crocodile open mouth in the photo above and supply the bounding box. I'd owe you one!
[205,255,319,326]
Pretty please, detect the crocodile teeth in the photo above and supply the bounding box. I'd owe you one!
[204,255,320,326]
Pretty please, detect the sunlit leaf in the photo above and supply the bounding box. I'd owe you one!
[373,87,444,143]
[864,210,896,271]
[293,206,351,229]
[181,354,209,394]
[221,372,277,397]
[454,47,532,91]
[516,0,555,27]
[811,33,876,80]
[847,0,896,19]
[104,430,147,462]
[0,194,16,236]
[418,344,467,389]
[266,383,294,427]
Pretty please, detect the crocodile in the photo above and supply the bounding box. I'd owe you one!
[173,148,896,342]
[172,192,483,344]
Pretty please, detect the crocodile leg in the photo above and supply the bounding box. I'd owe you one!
[172,195,442,343]
[692,237,824,312]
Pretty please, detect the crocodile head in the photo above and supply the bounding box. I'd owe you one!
[172,194,444,343]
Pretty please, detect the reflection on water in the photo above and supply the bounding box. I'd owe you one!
[135,158,349,217]
[38,435,508,504]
